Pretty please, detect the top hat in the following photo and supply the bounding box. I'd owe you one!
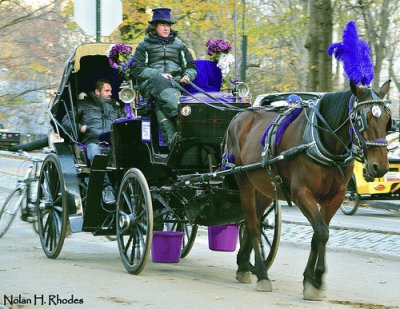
[149,8,175,24]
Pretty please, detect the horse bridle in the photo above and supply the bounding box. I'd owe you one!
[348,89,392,162]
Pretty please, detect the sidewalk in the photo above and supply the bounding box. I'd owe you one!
[280,204,400,258]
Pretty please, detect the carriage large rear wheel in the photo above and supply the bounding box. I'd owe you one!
[240,199,281,271]
[117,168,153,274]
[36,153,68,259]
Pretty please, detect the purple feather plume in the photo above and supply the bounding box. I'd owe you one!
[327,21,374,85]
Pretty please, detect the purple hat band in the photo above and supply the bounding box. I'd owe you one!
[149,8,175,24]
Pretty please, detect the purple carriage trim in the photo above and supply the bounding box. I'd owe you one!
[181,91,236,104]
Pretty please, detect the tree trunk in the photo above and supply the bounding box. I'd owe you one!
[305,0,332,91]
[359,0,391,89]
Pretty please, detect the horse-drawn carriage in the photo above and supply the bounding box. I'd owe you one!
[37,43,281,275]
[37,24,394,299]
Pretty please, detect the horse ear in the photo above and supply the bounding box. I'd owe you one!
[378,80,391,99]
[349,80,358,96]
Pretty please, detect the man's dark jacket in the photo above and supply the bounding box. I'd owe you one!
[132,33,197,90]
[62,93,122,144]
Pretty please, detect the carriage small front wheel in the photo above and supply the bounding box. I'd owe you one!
[36,153,68,259]
[116,168,153,274]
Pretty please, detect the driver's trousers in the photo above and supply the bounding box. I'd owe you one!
[141,75,181,145]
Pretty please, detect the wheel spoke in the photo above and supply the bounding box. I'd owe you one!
[124,233,133,255]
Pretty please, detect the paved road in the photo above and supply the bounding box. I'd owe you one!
[1,152,400,308]
[1,151,399,260]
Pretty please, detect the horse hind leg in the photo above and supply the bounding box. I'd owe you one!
[236,224,252,284]
[236,178,272,292]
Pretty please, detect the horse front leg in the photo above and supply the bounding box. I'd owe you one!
[294,191,329,300]
[303,217,329,301]
[236,178,272,292]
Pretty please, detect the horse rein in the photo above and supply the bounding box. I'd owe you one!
[348,91,391,161]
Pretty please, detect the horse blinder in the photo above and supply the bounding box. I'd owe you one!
[350,98,391,151]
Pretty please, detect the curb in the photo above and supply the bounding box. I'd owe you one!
[282,219,400,236]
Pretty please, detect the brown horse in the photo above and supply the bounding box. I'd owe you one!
[224,80,392,299]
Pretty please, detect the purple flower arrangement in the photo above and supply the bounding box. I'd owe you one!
[206,39,232,62]
[106,44,134,80]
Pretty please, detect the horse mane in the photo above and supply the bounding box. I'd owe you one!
[318,90,352,130]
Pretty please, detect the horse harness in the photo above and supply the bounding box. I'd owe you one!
[348,90,392,162]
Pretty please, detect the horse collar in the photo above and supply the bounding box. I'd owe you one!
[303,100,354,167]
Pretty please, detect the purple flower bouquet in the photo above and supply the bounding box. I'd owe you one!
[106,44,134,80]
[206,39,232,62]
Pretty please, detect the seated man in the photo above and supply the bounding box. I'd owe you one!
[62,79,123,205]
[132,8,197,147]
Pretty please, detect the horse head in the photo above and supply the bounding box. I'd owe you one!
[349,80,392,177]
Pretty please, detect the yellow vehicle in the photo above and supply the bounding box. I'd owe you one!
[341,132,400,215]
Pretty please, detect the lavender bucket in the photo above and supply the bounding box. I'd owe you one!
[151,231,184,263]
[208,224,239,252]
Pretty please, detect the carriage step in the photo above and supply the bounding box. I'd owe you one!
[69,215,84,233]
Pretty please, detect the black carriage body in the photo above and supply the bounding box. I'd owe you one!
[110,100,249,226]
[36,43,283,275]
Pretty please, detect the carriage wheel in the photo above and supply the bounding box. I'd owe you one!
[341,176,360,215]
[116,168,153,274]
[36,153,68,259]
[162,211,198,258]
[240,198,281,271]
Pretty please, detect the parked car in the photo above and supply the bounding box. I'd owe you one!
[0,124,21,150]
[252,92,323,107]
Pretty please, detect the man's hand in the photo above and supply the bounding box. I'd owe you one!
[161,73,173,79]
[80,125,87,134]
[180,75,190,84]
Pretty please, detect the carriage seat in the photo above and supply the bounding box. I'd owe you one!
[185,60,222,94]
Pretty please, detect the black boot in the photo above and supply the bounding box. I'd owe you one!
[156,108,177,147]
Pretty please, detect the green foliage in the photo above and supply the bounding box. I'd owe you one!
[29,63,48,74]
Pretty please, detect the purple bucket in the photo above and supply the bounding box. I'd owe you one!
[151,231,184,263]
[208,224,239,252]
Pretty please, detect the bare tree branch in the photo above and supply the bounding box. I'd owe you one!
[0,83,56,105]
[0,1,57,32]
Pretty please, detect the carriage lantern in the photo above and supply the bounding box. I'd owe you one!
[118,80,136,118]
[233,81,251,102]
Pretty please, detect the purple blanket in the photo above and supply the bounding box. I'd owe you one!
[261,108,302,147]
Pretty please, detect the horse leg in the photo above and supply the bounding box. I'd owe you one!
[307,195,344,295]
[303,216,329,301]
[236,177,272,292]
[294,191,329,300]
[236,224,252,284]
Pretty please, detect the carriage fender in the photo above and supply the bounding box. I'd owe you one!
[53,142,83,215]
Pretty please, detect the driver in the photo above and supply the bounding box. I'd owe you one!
[132,8,197,147]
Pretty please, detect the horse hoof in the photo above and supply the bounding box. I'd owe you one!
[256,279,273,292]
[236,271,252,284]
[303,281,322,301]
